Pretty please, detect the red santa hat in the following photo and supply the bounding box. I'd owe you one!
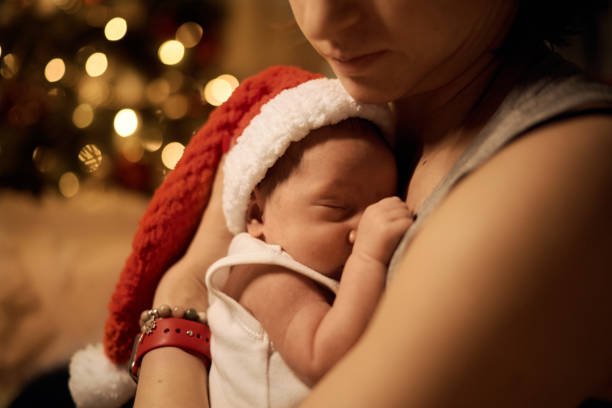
[68,65,393,407]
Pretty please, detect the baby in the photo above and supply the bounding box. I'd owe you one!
[205,75,413,407]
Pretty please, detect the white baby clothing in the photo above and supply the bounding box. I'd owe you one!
[205,233,339,408]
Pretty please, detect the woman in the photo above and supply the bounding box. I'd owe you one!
[135,1,612,406]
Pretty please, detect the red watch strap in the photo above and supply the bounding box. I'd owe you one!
[129,317,211,381]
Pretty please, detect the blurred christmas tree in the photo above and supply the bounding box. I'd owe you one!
[0,0,232,196]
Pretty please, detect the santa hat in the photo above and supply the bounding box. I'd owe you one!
[68,65,393,407]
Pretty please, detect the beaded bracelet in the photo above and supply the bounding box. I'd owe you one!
[139,304,208,334]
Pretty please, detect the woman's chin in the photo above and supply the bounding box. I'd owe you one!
[335,75,402,105]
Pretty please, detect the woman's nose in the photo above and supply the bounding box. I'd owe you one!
[294,0,362,42]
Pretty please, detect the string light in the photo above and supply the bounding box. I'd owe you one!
[145,78,171,105]
[1,53,19,79]
[158,40,185,65]
[78,144,102,172]
[32,146,57,173]
[85,52,108,77]
[72,103,94,128]
[78,77,110,106]
[58,172,79,198]
[104,17,127,41]
[162,94,189,119]
[114,108,139,137]
[161,142,185,169]
[203,74,239,106]
[140,128,163,152]
[44,58,66,82]
[176,22,203,48]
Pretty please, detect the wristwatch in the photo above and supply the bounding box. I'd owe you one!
[128,317,211,382]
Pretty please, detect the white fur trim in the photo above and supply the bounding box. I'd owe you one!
[223,77,394,234]
[68,343,136,408]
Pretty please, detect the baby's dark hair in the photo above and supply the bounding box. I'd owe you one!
[256,117,388,197]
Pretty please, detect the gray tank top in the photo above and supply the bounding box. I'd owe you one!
[388,49,612,280]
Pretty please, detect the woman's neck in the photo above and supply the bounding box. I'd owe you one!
[393,51,505,148]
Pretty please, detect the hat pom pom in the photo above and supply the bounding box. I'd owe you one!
[68,343,136,408]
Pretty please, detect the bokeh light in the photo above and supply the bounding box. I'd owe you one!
[44,58,66,82]
[145,77,171,105]
[85,52,108,77]
[162,94,189,120]
[32,146,58,173]
[113,108,138,137]
[104,17,127,41]
[78,144,102,172]
[121,138,144,163]
[1,53,19,79]
[161,142,185,169]
[58,172,79,198]
[0,44,3,57]
[72,103,94,128]
[78,77,110,106]
[158,40,185,65]
[140,127,163,152]
[203,74,239,106]
[114,71,145,106]
[176,22,203,48]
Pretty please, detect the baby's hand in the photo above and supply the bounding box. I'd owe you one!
[351,197,414,266]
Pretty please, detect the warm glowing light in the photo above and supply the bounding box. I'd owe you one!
[161,142,185,169]
[176,22,203,48]
[145,78,171,104]
[104,17,127,41]
[58,172,79,198]
[158,40,185,65]
[114,72,145,106]
[1,53,19,79]
[141,128,163,152]
[85,52,108,77]
[44,58,66,82]
[203,74,239,106]
[72,103,94,128]
[78,144,102,172]
[114,108,138,137]
[0,45,3,57]
[121,138,144,163]
[78,77,110,106]
[162,94,189,119]
[32,146,57,173]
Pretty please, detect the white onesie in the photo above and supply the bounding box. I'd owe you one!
[205,233,339,408]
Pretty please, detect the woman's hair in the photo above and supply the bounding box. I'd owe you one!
[504,0,610,50]
[256,118,385,197]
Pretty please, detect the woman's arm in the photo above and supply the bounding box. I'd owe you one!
[134,158,233,408]
[300,115,612,407]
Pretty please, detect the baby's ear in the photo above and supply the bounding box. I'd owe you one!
[246,189,265,239]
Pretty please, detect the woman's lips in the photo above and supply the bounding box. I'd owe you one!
[325,50,388,75]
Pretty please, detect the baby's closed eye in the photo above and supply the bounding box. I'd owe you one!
[312,202,354,221]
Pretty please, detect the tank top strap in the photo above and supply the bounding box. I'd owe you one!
[388,49,612,281]
[206,233,339,298]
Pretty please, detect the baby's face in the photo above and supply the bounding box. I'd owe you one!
[255,125,397,278]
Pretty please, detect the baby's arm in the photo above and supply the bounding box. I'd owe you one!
[233,197,412,386]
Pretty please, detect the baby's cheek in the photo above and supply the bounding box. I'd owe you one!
[307,227,352,276]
